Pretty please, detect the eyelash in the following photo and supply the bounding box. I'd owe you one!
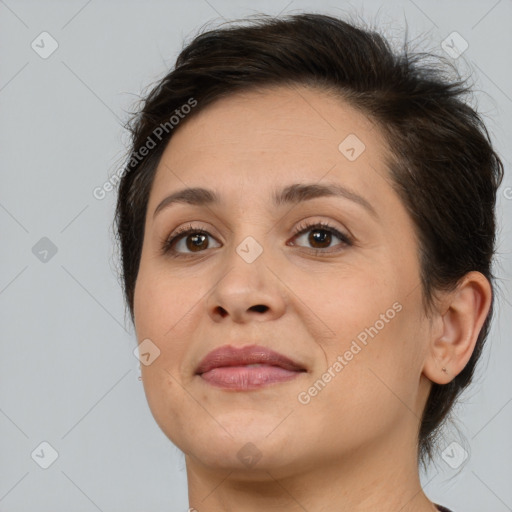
[160,220,353,258]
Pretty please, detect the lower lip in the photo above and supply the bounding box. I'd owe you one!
[198,365,304,390]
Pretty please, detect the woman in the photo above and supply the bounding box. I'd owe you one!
[114,13,503,512]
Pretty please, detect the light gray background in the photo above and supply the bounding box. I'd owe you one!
[1,1,511,511]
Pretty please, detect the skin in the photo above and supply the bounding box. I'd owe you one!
[133,84,492,512]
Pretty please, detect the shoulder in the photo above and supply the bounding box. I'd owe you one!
[435,505,455,512]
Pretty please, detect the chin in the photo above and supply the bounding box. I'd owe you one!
[184,438,305,478]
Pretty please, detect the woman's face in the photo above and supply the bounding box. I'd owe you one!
[133,85,434,476]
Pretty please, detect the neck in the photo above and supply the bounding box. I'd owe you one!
[185,423,439,512]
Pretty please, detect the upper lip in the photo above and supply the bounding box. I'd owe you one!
[195,345,307,374]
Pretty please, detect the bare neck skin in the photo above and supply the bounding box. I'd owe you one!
[184,397,439,512]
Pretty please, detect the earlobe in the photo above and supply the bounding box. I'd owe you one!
[422,271,492,384]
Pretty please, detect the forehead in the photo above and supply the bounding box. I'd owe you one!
[150,85,393,207]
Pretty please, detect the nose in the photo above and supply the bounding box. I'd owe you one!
[206,242,287,324]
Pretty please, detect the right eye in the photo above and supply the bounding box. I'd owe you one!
[161,224,221,256]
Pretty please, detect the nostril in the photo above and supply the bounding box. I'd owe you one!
[250,304,269,313]
[216,306,228,318]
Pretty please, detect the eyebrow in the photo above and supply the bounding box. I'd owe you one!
[153,182,377,219]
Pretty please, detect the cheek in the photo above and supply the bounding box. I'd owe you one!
[134,263,201,342]
[287,262,400,348]
[133,266,205,401]
[134,268,203,442]
[325,296,425,420]
[291,262,422,397]
[298,305,423,445]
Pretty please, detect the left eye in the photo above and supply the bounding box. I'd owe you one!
[290,222,352,251]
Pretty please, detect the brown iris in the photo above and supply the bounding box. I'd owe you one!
[186,233,209,252]
[308,229,331,249]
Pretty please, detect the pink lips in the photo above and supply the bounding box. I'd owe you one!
[195,345,307,390]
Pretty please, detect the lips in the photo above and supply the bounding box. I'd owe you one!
[195,344,306,375]
[195,345,307,390]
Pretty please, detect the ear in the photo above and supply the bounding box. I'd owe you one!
[422,271,492,384]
